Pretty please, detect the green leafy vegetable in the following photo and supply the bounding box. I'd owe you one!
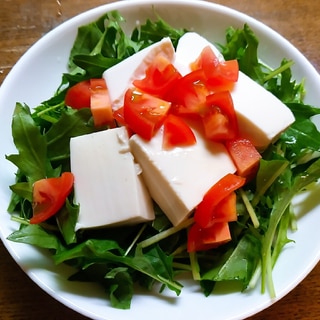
[7,224,64,252]
[6,103,54,183]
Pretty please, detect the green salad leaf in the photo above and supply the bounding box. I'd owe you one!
[6,103,53,183]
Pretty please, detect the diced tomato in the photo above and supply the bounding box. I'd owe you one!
[162,114,196,150]
[168,69,208,116]
[201,108,230,140]
[214,60,239,83]
[191,45,220,75]
[133,55,181,99]
[192,46,239,87]
[113,106,125,126]
[202,91,238,141]
[206,60,239,88]
[194,173,245,228]
[90,78,113,127]
[65,80,91,109]
[123,88,171,140]
[210,191,237,223]
[30,172,74,224]
[187,222,231,252]
[65,78,115,127]
[226,138,262,179]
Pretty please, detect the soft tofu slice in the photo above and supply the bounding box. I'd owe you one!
[174,32,295,150]
[231,72,295,149]
[129,126,236,226]
[103,37,175,110]
[70,127,154,230]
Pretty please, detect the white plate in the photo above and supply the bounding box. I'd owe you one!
[1,1,320,319]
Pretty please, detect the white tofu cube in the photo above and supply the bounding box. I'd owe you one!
[70,127,154,230]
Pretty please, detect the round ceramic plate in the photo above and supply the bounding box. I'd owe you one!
[1,1,320,319]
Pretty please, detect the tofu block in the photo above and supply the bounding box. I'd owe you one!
[70,127,154,230]
[129,126,236,226]
[231,72,295,149]
[174,32,295,150]
[103,37,175,110]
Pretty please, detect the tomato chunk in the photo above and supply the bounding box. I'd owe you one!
[90,78,113,127]
[194,173,245,228]
[192,46,239,87]
[123,88,171,140]
[192,45,219,75]
[133,55,181,99]
[202,91,238,141]
[162,114,196,150]
[168,69,208,116]
[30,172,74,224]
[226,138,262,179]
[113,106,125,126]
[213,59,239,83]
[65,80,91,109]
[211,191,237,223]
[187,222,231,252]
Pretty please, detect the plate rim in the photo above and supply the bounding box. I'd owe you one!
[1,1,320,319]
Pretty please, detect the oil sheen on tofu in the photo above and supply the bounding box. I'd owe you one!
[70,127,154,230]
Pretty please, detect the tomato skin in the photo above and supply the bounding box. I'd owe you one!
[214,59,239,83]
[113,106,125,126]
[187,221,231,252]
[65,80,91,109]
[168,69,208,116]
[210,191,237,223]
[123,88,171,140]
[225,138,262,179]
[30,172,74,224]
[192,45,219,75]
[133,55,181,99]
[202,91,238,141]
[192,46,239,87]
[194,173,245,228]
[162,114,196,150]
[90,78,113,127]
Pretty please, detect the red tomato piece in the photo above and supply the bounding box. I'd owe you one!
[194,173,245,228]
[113,106,125,126]
[30,172,74,224]
[211,191,237,223]
[123,88,171,140]
[192,45,219,75]
[65,80,91,109]
[133,55,181,99]
[215,60,239,82]
[202,91,238,141]
[192,46,239,87]
[187,222,231,252]
[169,69,209,116]
[90,78,114,127]
[226,138,262,179]
[162,114,196,150]
[206,60,239,88]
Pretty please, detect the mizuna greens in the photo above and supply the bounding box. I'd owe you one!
[6,11,320,309]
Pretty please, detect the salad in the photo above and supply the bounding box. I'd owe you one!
[5,10,320,310]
